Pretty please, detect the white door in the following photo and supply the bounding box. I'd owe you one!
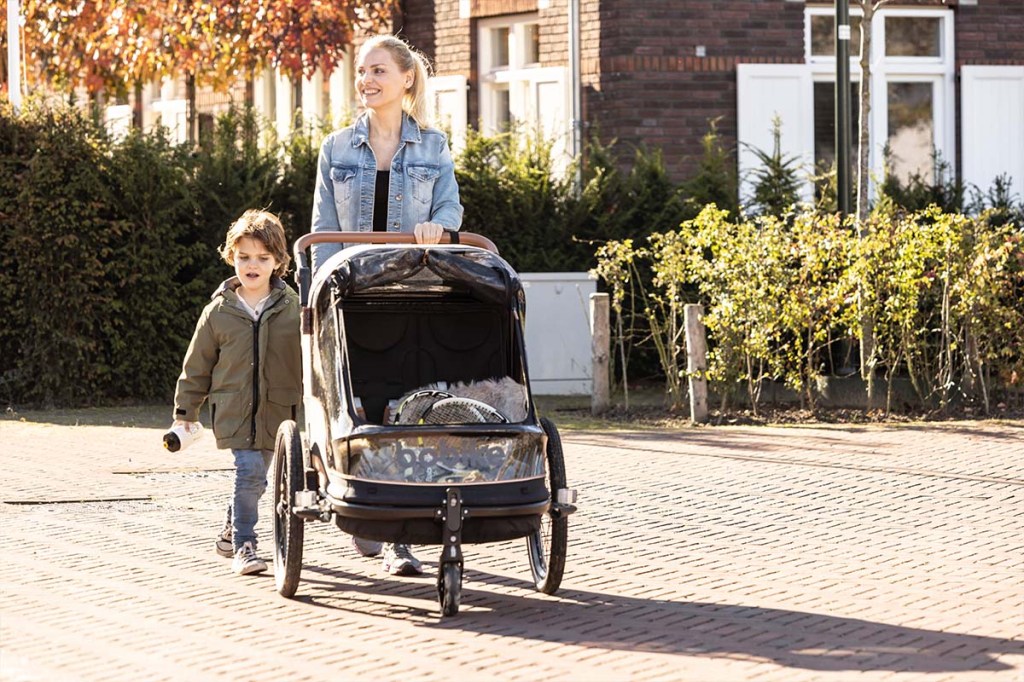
[736,64,816,206]
[961,66,1024,200]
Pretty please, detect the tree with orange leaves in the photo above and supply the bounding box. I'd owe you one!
[3,0,396,136]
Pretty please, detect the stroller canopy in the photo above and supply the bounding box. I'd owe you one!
[311,245,522,307]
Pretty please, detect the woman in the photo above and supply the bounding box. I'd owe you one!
[310,35,463,576]
[310,34,463,273]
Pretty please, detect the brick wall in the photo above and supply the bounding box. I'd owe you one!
[588,0,805,180]
[955,0,1024,65]
[401,0,1023,182]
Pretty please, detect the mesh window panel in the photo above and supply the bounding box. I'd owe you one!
[422,397,509,425]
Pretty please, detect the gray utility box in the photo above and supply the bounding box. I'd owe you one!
[520,273,596,395]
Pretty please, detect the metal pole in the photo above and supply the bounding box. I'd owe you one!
[835,0,852,218]
[568,0,583,193]
[7,0,22,112]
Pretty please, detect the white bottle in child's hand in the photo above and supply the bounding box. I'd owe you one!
[163,422,204,452]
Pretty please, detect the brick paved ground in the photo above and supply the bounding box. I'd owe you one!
[1,417,1022,681]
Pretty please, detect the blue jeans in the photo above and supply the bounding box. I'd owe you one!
[232,449,274,550]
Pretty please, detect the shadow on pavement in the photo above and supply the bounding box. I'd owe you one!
[295,564,1023,674]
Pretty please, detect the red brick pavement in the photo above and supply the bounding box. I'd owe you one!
[1,417,1022,681]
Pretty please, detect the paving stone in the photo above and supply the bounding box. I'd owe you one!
[0,419,1022,681]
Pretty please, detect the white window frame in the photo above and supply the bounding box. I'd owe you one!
[805,5,863,63]
[805,6,955,187]
[477,13,568,151]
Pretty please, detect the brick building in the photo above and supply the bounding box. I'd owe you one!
[393,0,1023,203]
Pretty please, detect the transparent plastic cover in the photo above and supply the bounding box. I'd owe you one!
[347,432,545,484]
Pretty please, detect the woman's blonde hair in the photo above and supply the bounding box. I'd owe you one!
[219,209,291,277]
[359,34,434,128]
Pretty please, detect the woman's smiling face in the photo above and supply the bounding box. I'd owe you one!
[356,47,411,112]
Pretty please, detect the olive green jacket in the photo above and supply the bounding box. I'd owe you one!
[173,276,302,451]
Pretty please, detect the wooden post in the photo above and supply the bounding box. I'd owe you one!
[685,303,708,424]
[590,293,610,415]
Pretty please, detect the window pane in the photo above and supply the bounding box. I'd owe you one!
[492,27,510,68]
[495,87,511,131]
[810,15,861,57]
[813,81,860,170]
[524,24,540,64]
[887,82,934,183]
[885,17,941,57]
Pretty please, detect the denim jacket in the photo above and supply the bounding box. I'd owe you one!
[310,112,463,271]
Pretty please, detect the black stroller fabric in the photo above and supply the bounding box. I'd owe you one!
[327,248,515,306]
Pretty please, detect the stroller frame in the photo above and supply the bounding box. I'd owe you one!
[272,231,577,616]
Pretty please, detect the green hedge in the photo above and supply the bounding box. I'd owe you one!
[6,101,1017,411]
[1,104,698,407]
[594,203,1024,415]
[0,103,315,407]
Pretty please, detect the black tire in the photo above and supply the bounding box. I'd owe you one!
[273,420,304,598]
[527,417,569,594]
[439,563,461,617]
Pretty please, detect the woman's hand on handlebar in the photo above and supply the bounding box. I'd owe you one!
[413,222,445,244]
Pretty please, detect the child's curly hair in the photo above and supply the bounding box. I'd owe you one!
[219,210,291,277]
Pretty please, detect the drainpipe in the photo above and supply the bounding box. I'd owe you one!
[7,0,21,112]
[568,0,583,193]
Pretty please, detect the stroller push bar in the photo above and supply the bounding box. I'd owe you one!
[293,231,500,312]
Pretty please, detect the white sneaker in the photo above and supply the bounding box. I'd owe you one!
[382,543,423,576]
[232,541,267,576]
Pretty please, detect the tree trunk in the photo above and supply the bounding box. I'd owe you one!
[856,1,885,410]
[132,81,144,130]
[186,72,197,145]
[856,1,877,223]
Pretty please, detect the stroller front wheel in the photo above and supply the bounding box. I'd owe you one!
[438,563,462,617]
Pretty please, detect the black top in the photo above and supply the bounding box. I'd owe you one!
[373,170,390,232]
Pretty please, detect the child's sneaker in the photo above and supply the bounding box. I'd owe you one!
[382,543,423,576]
[351,536,383,557]
[215,505,233,558]
[232,541,267,576]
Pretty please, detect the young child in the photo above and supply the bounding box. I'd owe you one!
[171,210,301,576]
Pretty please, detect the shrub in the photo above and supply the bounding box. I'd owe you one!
[100,129,203,401]
[456,127,577,272]
[879,149,964,214]
[681,118,739,219]
[594,202,1023,415]
[0,104,117,405]
[741,115,802,219]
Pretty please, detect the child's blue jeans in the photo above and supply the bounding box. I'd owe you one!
[232,448,274,550]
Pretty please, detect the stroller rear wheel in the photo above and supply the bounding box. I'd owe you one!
[273,420,305,597]
[527,417,568,594]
